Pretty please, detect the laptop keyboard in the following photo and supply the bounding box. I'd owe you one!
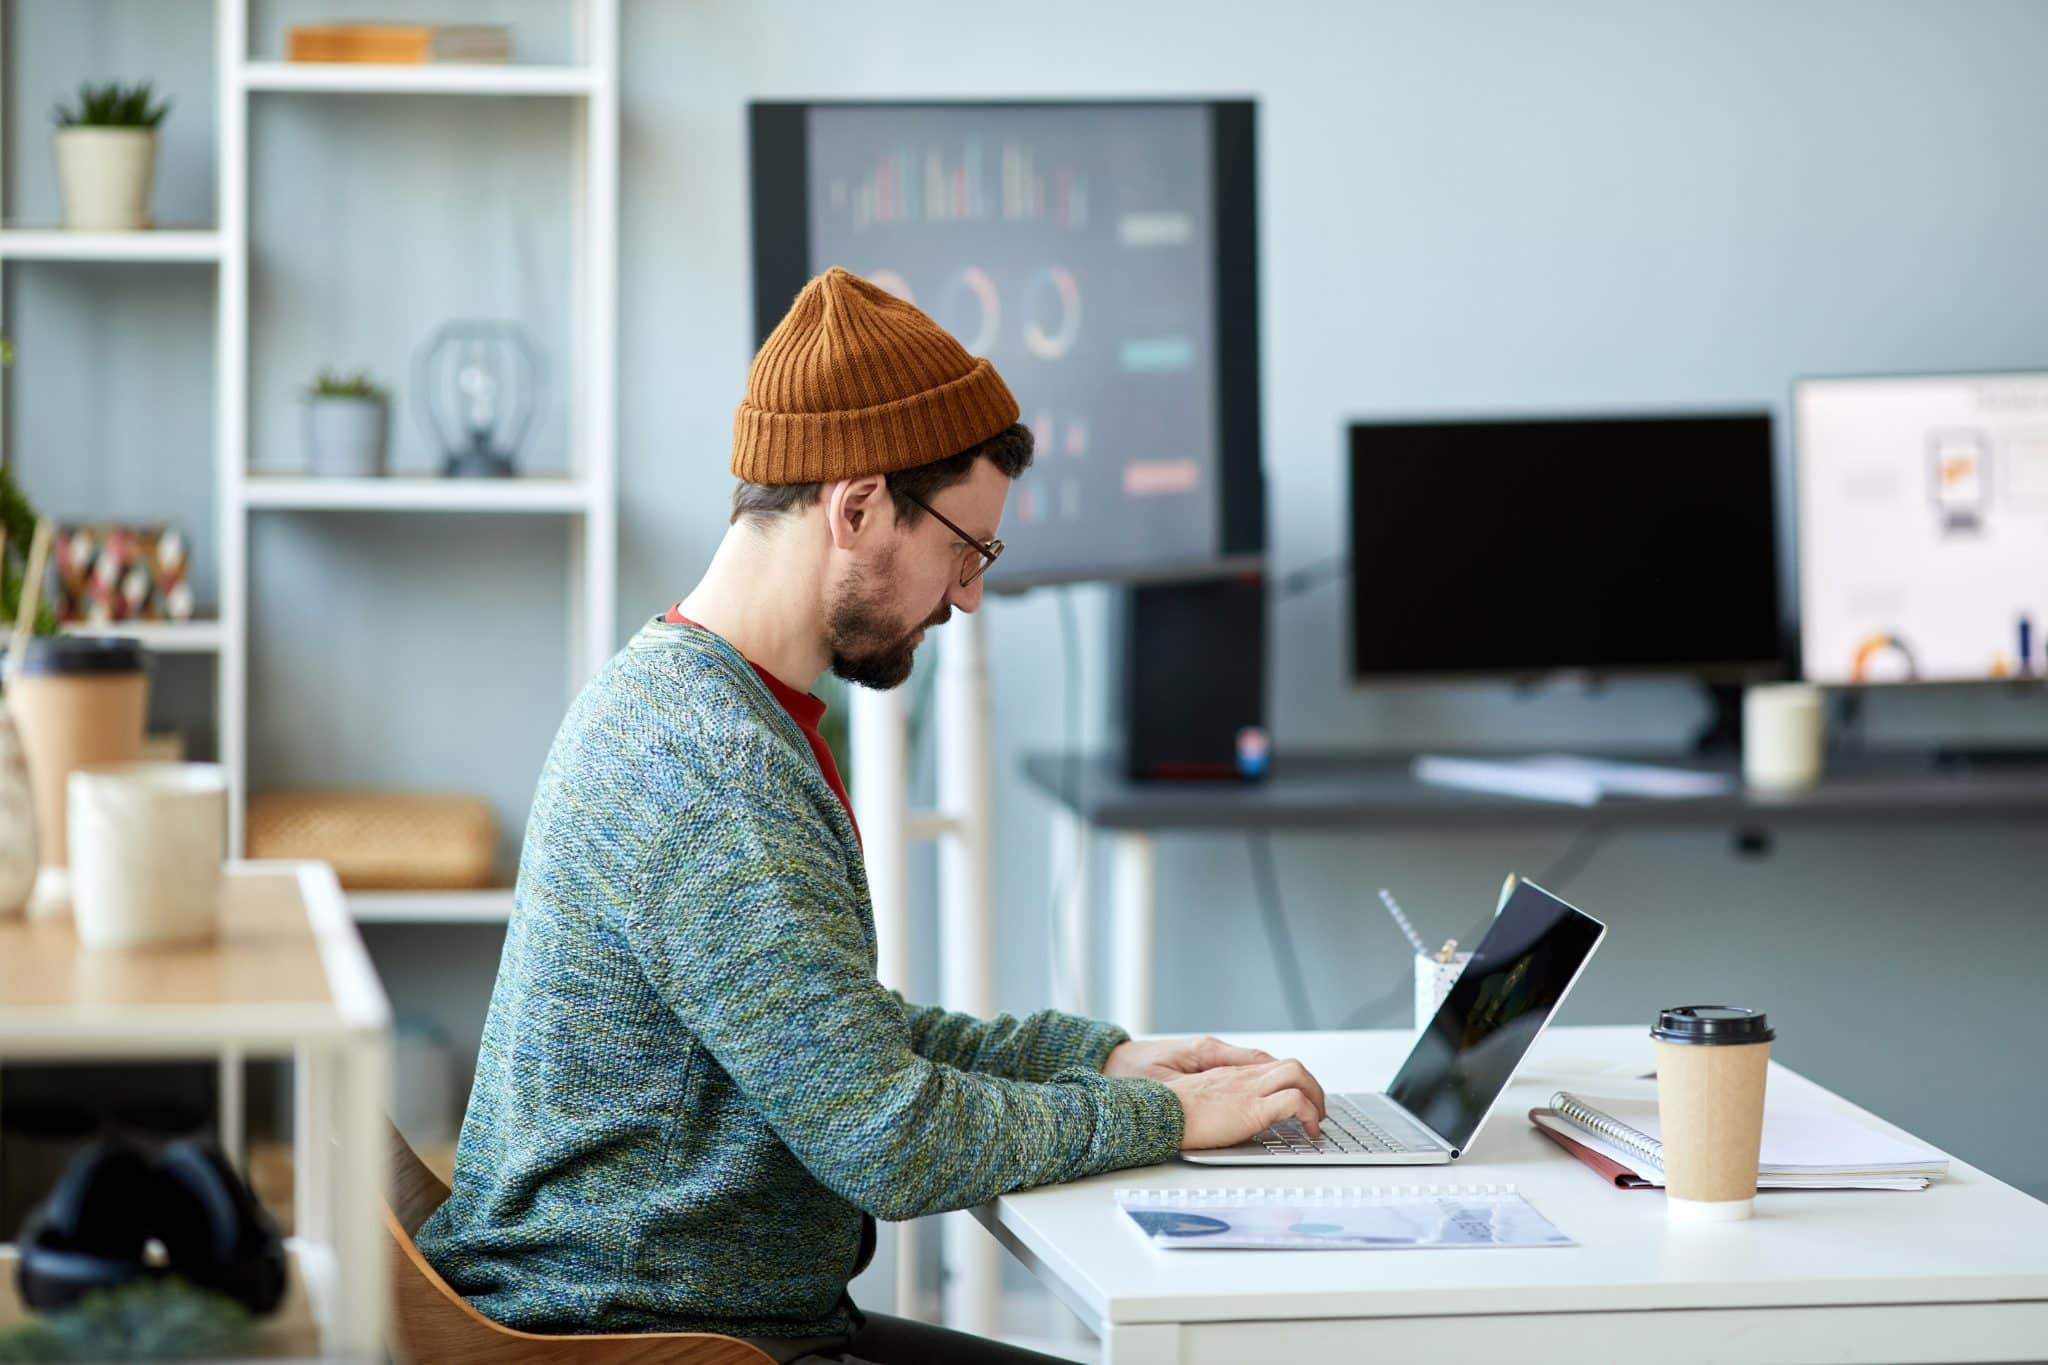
[1253,1094,1424,1157]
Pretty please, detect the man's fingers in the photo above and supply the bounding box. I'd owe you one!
[1258,1058,1327,1117]
[1259,1088,1320,1138]
[1196,1037,1275,1068]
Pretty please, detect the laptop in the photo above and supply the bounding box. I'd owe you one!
[1185,878,1606,1165]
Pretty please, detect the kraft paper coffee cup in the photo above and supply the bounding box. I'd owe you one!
[4,636,149,914]
[1652,1005,1774,1222]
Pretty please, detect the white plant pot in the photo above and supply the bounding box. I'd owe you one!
[53,127,158,231]
[305,396,389,476]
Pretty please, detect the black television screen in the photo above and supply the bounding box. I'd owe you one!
[750,100,1263,589]
[1348,413,1784,680]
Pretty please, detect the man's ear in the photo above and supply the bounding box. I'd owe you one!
[827,475,892,551]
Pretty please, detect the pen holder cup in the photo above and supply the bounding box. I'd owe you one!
[1414,951,1473,1031]
[1409,957,1474,1031]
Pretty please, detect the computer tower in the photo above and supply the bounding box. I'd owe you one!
[1116,574,1268,781]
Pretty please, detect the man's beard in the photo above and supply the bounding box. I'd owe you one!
[827,553,950,690]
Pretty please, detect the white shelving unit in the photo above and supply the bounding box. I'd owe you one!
[223,0,619,920]
[0,1,618,925]
[241,59,603,97]
[0,228,225,262]
[349,887,515,924]
[63,618,227,653]
[242,474,596,514]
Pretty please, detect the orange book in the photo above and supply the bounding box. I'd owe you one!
[286,23,510,64]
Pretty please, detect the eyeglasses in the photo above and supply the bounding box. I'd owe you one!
[901,492,1003,587]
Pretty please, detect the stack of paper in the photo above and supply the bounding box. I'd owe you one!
[1536,1091,1947,1192]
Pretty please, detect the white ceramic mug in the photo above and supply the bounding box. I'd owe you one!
[67,762,227,949]
[1743,684,1824,791]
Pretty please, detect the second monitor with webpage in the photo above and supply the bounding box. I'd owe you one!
[1795,371,2048,686]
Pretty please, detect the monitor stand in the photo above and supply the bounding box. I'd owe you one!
[1692,682,1745,756]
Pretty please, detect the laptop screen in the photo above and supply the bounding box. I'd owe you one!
[1387,881,1606,1153]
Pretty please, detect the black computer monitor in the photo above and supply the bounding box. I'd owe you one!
[1347,413,1784,684]
[1795,371,2048,686]
[749,99,1264,589]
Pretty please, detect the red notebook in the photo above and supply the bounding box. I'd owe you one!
[1528,1108,1656,1190]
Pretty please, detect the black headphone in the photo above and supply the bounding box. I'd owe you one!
[15,1138,288,1315]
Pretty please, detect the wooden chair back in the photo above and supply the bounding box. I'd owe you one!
[382,1122,774,1364]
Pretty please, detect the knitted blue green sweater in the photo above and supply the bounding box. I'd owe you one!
[416,618,1185,1338]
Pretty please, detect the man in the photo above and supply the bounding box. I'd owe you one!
[418,268,1328,1364]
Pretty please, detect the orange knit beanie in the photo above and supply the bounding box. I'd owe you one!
[732,267,1020,485]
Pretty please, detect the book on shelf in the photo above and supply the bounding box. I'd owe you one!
[286,23,512,65]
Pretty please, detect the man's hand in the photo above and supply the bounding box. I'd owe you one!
[1163,1058,1329,1149]
[1103,1035,1276,1082]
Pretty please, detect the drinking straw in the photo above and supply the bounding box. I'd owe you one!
[6,519,52,685]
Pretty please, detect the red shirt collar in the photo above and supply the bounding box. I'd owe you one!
[664,607,827,730]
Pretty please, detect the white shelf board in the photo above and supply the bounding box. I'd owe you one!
[62,619,225,653]
[0,228,223,262]
[240,61,600,96]
[349,888,513,924]
[242,476,593,513]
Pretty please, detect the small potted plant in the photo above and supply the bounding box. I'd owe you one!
[304,370,390,477]
[51,81,172,231]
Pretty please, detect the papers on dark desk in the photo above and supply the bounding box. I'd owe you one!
[1413,754,1735,806]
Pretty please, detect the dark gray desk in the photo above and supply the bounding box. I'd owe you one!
[1022,749,2048,1032]
[1022,749,2048,830]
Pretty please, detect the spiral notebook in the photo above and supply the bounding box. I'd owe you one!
[1115,1185,1573,1250]
[1541,1090,1945,1190]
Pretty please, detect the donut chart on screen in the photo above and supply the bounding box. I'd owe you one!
[1850,632,1919,683]
[937,267,1000,357]
[1021,266,1082,360]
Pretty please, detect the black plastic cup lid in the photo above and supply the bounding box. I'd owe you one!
[0,635,147,675]
[1651,1005,1774,1045]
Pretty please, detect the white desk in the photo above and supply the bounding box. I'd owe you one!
[0,862,390,1360]
[973,1026,2048,1364]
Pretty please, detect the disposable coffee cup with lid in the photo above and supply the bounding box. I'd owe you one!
[3,635,149,915]
[1651,1005,1776,1047]
[1651,1006,1775,1222]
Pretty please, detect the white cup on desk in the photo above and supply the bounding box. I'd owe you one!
[67,762,227,950]
[1743,683,1824,792]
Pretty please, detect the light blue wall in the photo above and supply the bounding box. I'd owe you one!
[616,0,2048,1177]
[5,0,2046,1326]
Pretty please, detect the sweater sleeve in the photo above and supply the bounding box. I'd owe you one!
[895,997,1130,1082]
[622,773,1184,1222]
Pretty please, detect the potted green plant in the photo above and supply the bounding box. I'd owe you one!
[51,81,171,231]
[304,369,390,477]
